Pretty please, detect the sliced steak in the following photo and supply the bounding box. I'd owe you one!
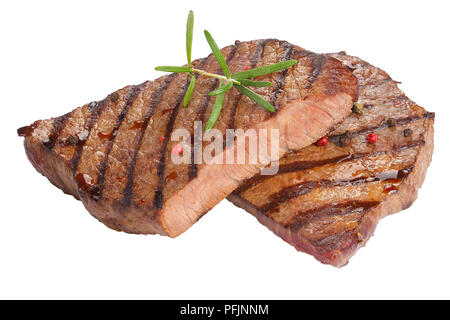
[18,40,357,237]
[228,53,434,267]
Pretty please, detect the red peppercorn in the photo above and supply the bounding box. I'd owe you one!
[159,136,164,142]
[366,133,378,144]
[317,136,328,146]
[244,66,250,70]
[172,144,183,155]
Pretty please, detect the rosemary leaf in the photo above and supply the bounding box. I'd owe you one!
[234,84,275,112]
[208,81,233,96]
[183,75,196,107]
[155,66,192,73]
[204,30,230,78]
[232,60,298,79]
[205,91,225,131]
[238,79,272,87]
[186,10,194,67]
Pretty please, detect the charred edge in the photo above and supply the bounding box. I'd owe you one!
[17,123,37,137]
[269,41,294,108]
[227,39,268,133]
[188,47,238,181]
[71,98,112,175]
[288,201,380,233]
[424,111,435,119]
[258,165,414,214]
[91,83,146,200]
[40,111,72,149]
[119,75,177,207]
[304,54,326,89]
[234,140,424,195]
[152,79,192,209]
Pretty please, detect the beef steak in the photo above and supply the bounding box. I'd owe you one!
[18,40,357,237]
[228,52,434,267]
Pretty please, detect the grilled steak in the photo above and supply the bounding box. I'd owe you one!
[17,40,358,237]
[228,52,434,267]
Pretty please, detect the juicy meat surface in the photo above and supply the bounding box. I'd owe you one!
[228,52,434,267]
[18,39,357,237]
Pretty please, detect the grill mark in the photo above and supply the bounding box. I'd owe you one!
[71,98,112,175]
[152,80,193,209]
[258,165,414,214]
[188,58,216,181]
[188,46,239,181]
[304,54,326,89]
[42,111,72,149]
[234,139,425,195]
[86,83,146,199]
[119,75,178,206]
[269,42,294,108]
[329,113,427,145]
[396,140,425,151]
[288,201,380,233]
[234,155,349,195]
[226,39,268,134]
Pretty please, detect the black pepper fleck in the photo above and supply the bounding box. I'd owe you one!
[110,92,119,103]
[403,128,413,137]
[63,135,80,146]
[88,101,99,111]
[339,132,352,147]
[387,118,397,127]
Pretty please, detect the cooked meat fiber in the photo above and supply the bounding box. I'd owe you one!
[228,53,434,267]
[18,40,358,237]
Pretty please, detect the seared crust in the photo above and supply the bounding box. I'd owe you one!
[18,40,357,237]
[228,53,434,267]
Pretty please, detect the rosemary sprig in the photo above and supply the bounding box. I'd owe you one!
[234,84,275,112]
[238,79,272,87]
[231,60,298,79]
[204,30,231,78]
[154,66,192,73]
[155,10,298,130]
[205,83,226,131]
[183,75,196,107]
[208,81,233,96]
[186,10,194,69]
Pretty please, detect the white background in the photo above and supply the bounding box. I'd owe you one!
[1,0,449,299]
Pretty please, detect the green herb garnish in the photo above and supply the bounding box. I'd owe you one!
[208,82,233,96]
[154,66,192,73]
[205,82,226,131]
[234,84,276,113]
[183,75,196,107]
[231,60,298,79]
[186,10,194,69]
[155,10,298,130]
[352,103,364,115]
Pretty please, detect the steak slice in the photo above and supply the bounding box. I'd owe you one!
[228,52,434,267]
[18,40,357,237]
